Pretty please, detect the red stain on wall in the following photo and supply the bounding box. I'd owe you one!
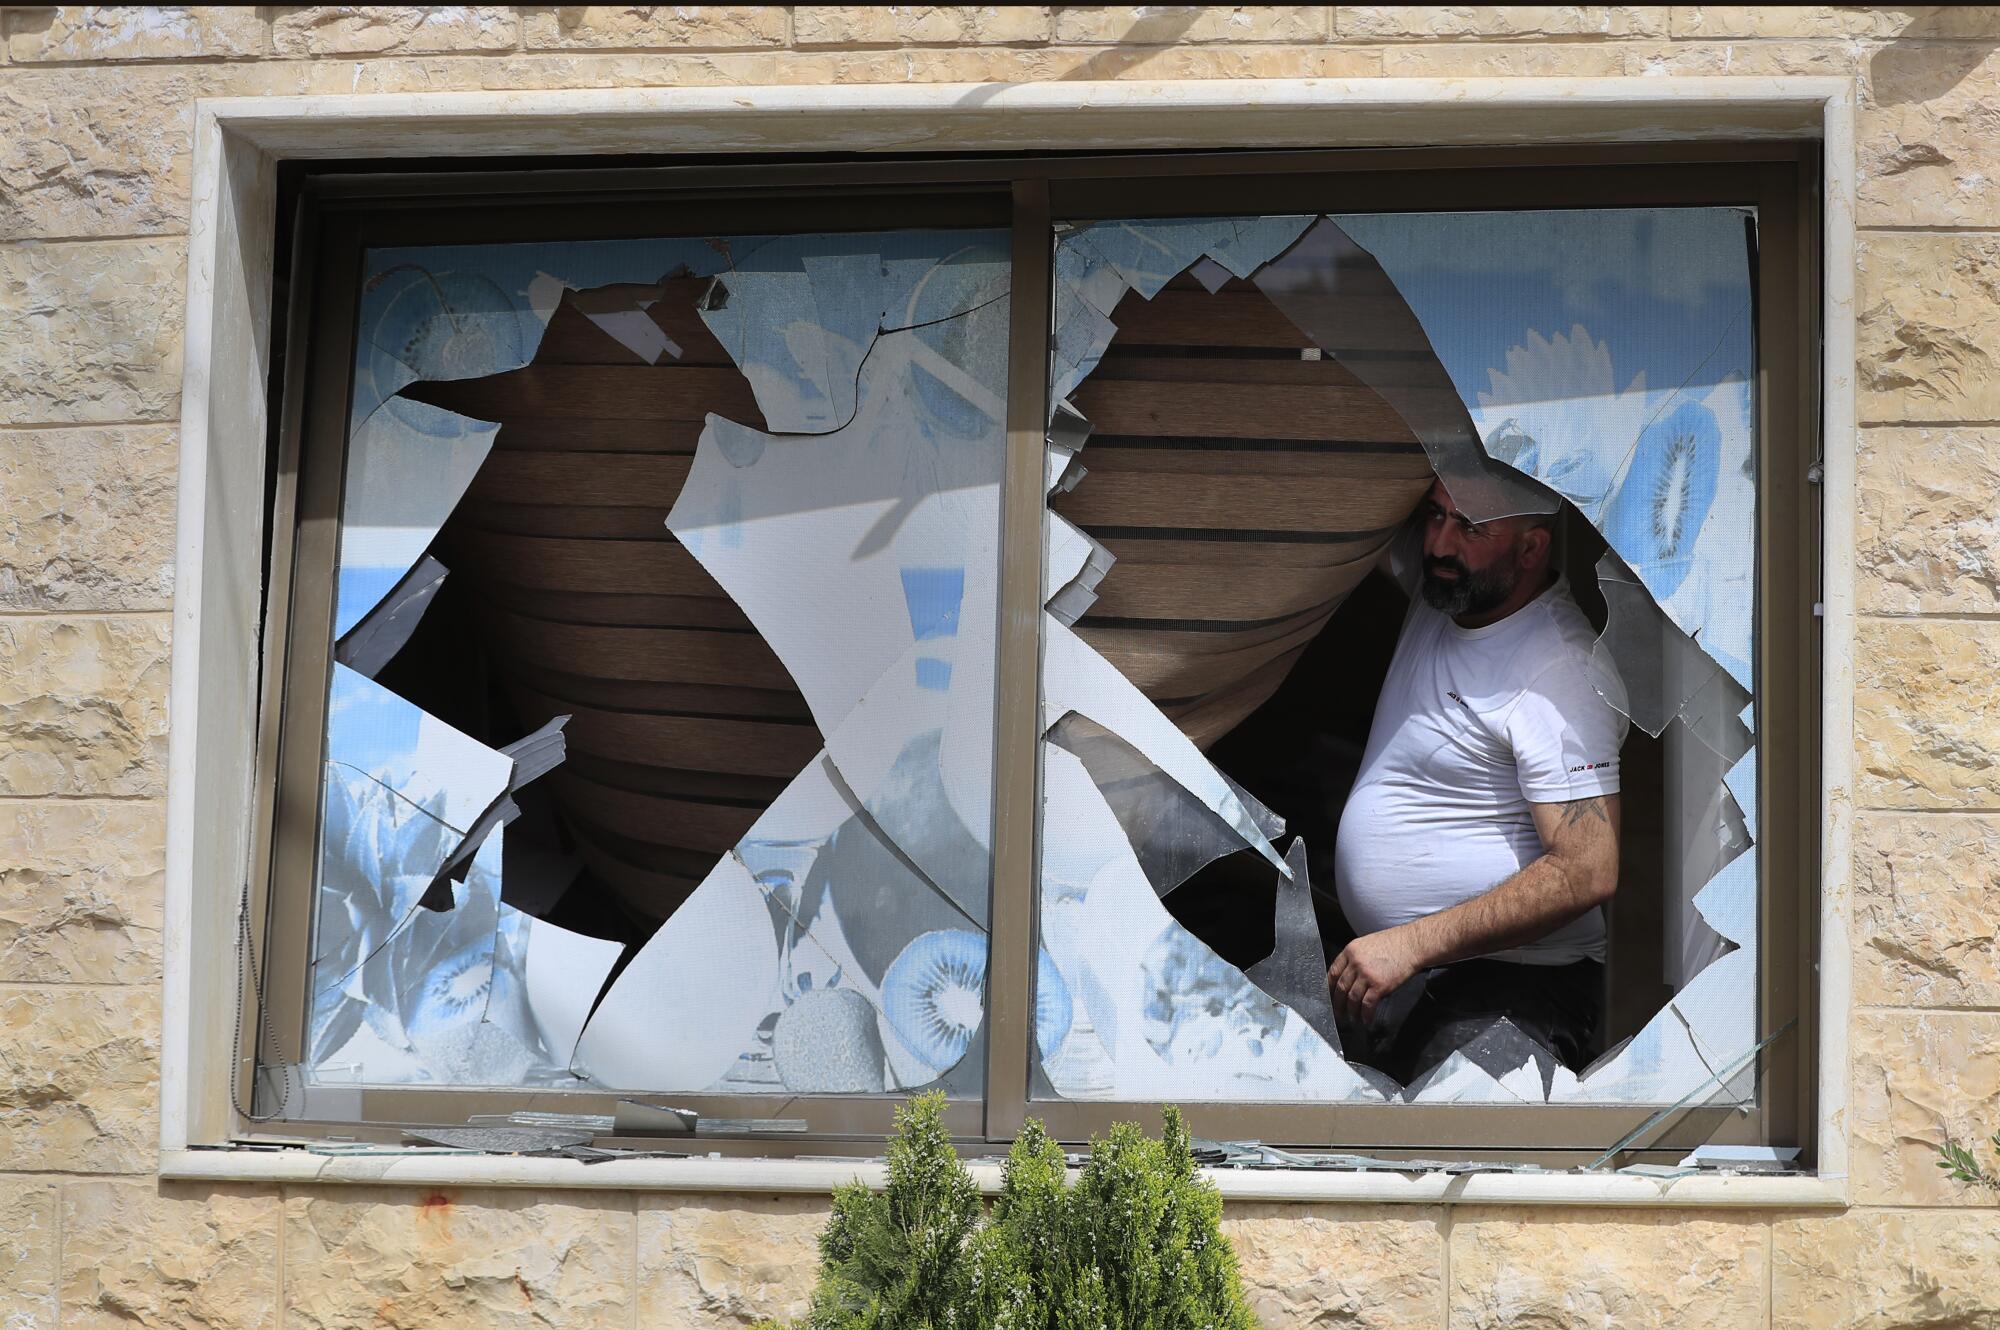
[416,1189,455,1244]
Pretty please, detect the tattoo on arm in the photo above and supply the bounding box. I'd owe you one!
[1557,796,1610,830]
[1399,793,1620,968]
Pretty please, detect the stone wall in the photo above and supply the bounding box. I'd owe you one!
[2,6,1996,1326]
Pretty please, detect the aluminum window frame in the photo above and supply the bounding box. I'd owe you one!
[243,143,1821,1167]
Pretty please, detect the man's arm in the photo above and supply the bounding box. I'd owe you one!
[1327,793,1621,1023]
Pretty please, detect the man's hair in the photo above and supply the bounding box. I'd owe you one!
[1509,505,1562,571]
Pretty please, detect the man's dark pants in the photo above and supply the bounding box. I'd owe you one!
[1346,957,1604,1087]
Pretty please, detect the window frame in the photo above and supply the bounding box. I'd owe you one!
[244,143,1821,1167]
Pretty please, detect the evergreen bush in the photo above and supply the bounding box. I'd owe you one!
[762,1093,1259,1330]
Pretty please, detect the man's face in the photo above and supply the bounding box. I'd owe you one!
[1417,481,1538,617]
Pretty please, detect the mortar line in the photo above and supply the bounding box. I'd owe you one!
[52,1171,63,1328]
[0,418,181,431]
[628,1189,640,1330]
[0,794,162,805]
[0,32,1994,74]
[1764,1217,1774,1330]
[1857,224,2000,234]
[1858,610,2000,622]
[1658,33,2000,44]
[0,233,189,249]
[1438,1205,1452,1330]
[0,792,163,802]
[0,1169,160,1181]
[276,1180,289,1330]
[1343,31,2000,46]
[1854,1003,2000,1015]
[1858,420,2000,429]
[1837,1202,2000,1213]
[0,609,173,621]
[0,48,537,71]
[1853,807,2000,817]
[8,33,2000,65]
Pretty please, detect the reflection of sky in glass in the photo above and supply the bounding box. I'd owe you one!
[333,566,407,642]
[324,664,508,834]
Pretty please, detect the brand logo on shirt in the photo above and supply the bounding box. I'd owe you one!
[1568,761,1617,773]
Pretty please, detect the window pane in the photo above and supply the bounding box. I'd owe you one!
[304,228,1010,1100]
[1035,211,1760,1106]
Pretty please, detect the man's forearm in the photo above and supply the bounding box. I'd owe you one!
[1398,852,1605,969]
[1328,794,1619,1023]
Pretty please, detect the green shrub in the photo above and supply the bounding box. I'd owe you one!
[764,1093,1258,1330]
[799,1093,986,1329]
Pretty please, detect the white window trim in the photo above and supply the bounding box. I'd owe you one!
[161,77,1856,1206]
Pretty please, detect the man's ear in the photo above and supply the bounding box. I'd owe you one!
[1520,523,1553,572]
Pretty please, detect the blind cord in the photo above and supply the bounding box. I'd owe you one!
[229,878,292,1122]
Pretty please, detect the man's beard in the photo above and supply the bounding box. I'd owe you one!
[1420,555,1518,617]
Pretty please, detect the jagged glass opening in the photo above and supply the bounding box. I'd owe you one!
[298,229,1013,1100]
[1035,210,1765,1109]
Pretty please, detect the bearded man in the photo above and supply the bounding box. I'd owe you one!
[1327,479,1628,1085]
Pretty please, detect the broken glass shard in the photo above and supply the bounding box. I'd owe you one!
[315,228,1015,1104]
[1242,839,1340,1054]
[574,754,987,1095]
[1051,712,1269,898]
[1037,743,1384,1103]
[1043,619,1287,878]
[333,554,448,679]
[418,714,570,911]
[517,912,621,1073]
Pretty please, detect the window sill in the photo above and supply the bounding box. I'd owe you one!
[159,1147,1847,1207]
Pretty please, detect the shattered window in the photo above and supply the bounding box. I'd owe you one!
[260,157,1811,1164]
[300,228,1011,1101]
[1036,211,1765,1108]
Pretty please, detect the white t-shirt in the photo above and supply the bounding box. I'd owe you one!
[1333,577,1628,965]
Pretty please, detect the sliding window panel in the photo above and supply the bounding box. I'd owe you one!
[274,223,1014,1119]
[1031,207,1770,1119]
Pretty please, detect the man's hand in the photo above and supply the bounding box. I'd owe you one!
[1328,926,1426,1024]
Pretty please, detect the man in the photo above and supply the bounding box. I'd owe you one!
[1327,478,1627,1084]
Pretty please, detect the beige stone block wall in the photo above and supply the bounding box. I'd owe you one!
[283,1188,635,1328]
[1,6,1996,1327]
[1448,1209,1768,1330]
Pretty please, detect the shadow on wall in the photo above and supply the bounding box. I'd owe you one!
[1054,6,1205,82]
[949,7,1205,107]
[1868,9,1999,105]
